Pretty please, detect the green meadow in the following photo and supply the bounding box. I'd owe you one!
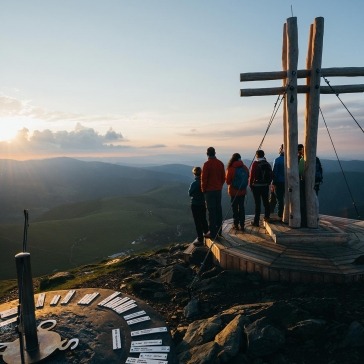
[0,183,194,280]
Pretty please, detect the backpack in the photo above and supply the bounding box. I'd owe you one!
[232,166,249,190]
[315,157,323,184]
[254,160,273,185]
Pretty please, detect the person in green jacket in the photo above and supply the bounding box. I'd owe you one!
[298,144,307,227]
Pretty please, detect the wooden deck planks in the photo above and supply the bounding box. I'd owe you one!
[207,215,364,282]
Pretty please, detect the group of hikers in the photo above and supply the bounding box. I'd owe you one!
[189,145,323,245]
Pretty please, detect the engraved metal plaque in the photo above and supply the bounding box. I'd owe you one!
[126,357,168,364]
[77,292,100,305]
[106,297,131,309]
[36,293,46,308]
[60,290,76,305]
[131,327,168,337]
[112,328,122,350]
[0,307,17,319]
[124,310,147,320]
[131,339,162,346]
[127,316,151,326]
[114,299,136,310]
[0,317,17,328]
[130,345,170,353]
[140,353,168,360]
[97,291,121,306]
[50,295,61,306]
[114,303,137,314]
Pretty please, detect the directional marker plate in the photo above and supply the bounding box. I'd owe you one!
[36,293,46,308]
[130,346,170,353]
[140,353,168,360]
[0,317,17,328]
[112,328,122,350]
[60,290,76,305]
[0,307,17,319]
[114,303,137,314]
[127,316,150,325]
[98,291,121,306]
[131,327,168,337]
[77,292,100,305]
[126,358,168,364]
[105,297,130,308]
[50,295,61,306]
[131,339,162,346]
[124,310,146,320]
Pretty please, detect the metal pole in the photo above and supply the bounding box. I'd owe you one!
[15,252,39,352]
[22,210,29,252]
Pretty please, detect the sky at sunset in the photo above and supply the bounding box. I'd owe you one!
[0,0,363,166]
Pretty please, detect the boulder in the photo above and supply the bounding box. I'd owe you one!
[245,317,285,358]
[184,298,200,319]
[178,341,219,364]
[160,264,193,286]
[215,314,248,363]
[342,321,364,348]
[288,318,326,340]
[177,314,222,353]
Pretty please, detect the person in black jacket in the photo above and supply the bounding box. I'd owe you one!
[188,167,209,246]
[249,150,273,226]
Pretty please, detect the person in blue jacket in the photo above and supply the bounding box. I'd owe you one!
[271,144,285,219]
[188,167,209,246]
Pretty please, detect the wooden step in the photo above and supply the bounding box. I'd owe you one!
[264,218,349,244]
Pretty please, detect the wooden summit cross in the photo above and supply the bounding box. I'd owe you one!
[240,17,364,229]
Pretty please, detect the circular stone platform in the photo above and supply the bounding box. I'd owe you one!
[0,288,176,363]
[204,214,364,283]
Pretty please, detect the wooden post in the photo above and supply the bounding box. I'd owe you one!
[286,17,300,228]
[305,17,324,228]
[282,22,289,224]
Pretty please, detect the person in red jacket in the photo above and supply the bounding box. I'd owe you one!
[201,147,225,239]
[225,153,249,231]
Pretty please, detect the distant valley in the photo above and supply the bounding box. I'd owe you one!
[0,157,363,280]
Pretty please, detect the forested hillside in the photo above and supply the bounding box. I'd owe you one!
[0,157,363,279]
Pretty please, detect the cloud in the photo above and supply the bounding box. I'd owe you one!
[1,124,127,157]
[0,95,26,116]
[319,99,364,131]
[105,128,124,141]
[143,144,167,149]
[0,94,126,123]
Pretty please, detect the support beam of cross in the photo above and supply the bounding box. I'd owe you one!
[240,17,363,228]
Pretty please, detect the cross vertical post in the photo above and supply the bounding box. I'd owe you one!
[304,17,324,228]
[285,17,301,228]
[282,22,290,224]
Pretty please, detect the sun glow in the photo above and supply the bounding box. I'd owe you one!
[0,125,20,142]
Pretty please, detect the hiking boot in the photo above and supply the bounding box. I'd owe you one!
[240,225,245,232]
[263,217,270,222]
[233,224,239,230]
[251,221,259,227]
[203,231,212,238]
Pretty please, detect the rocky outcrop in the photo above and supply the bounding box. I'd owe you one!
[158,244,364,363]
[25,242,364,363]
